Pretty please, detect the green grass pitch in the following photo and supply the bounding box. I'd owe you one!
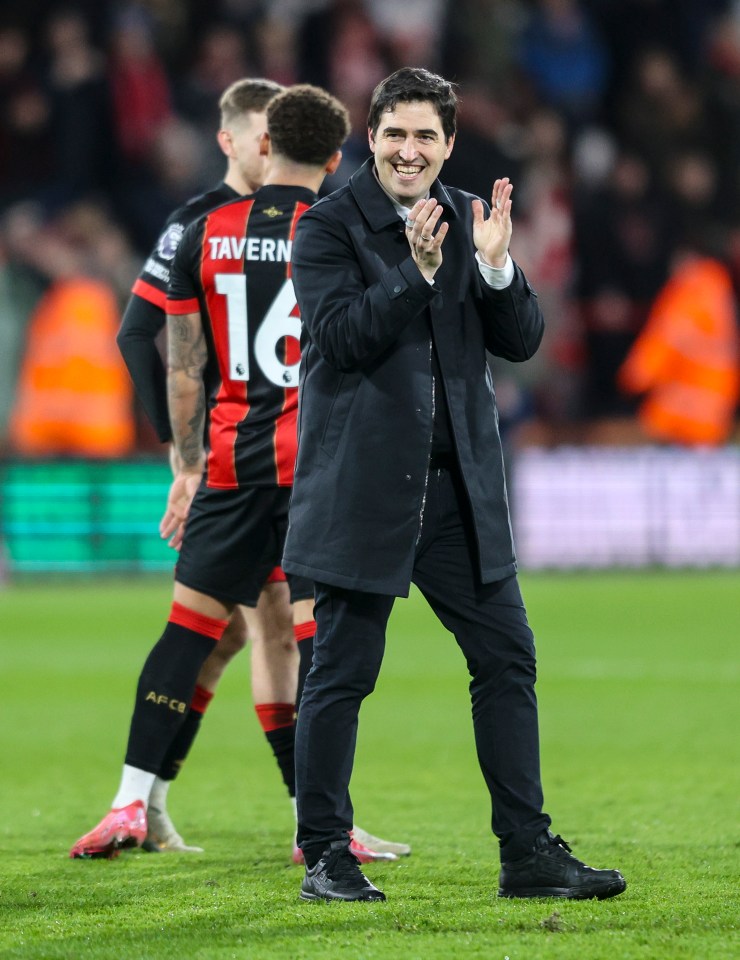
[1,571,738,959]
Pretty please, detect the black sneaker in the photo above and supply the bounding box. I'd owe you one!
[498,831,626,900]
[300,840,387,902]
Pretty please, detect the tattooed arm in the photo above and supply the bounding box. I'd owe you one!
[167,310,208,468]
[161,310,208,547]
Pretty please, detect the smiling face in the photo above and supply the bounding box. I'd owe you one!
[369,100,455,208]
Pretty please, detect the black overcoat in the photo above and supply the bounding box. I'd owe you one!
[282,159,544,596]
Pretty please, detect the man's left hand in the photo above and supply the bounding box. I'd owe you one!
[472,178,513,267]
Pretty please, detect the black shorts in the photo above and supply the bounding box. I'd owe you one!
[175,481,313,607]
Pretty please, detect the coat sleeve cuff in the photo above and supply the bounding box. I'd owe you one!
[379,257,440,304]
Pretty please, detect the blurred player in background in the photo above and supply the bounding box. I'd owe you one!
[76,80,408,862]
[116,77,297,855]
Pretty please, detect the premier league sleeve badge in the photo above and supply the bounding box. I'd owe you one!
[157,223,185,261]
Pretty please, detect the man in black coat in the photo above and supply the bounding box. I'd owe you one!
[283,67,626,904]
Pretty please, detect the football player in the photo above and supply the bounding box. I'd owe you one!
[72,81,408,862]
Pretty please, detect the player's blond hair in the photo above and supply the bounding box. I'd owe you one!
[219,78,284,129]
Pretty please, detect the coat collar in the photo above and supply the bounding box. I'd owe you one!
[349,157,458,233]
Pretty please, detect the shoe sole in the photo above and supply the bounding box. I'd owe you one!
[142,839,205,853]
[70,836,141,860]
[370,845,410,857]
[300,890,327,902]
[300,890,386,902]
[498,878,627,900]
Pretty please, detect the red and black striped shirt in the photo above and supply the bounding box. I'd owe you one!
[133,182,240,310]
[166,185,315,489]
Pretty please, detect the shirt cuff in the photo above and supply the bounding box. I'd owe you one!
[476,251,514,289]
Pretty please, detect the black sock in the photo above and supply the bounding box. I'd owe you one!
[265,726,296,797]
[125,603,227,773]
[157,684,213,780]
[255,703,296,797]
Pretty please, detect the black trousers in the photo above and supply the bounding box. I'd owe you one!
[295,465,551,865]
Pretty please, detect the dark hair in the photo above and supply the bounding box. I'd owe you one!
[367,67,458,141]
[267,84,350,166]
[219,78,284,127]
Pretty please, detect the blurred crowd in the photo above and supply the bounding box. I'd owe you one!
[1,0,740,456]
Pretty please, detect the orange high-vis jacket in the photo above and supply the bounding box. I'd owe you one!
[617,257,739,446]
[9,277,135,457]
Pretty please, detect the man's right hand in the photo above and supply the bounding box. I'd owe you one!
[404,198,448,282]
[160,470,201,550]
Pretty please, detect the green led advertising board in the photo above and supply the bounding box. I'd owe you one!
[1,460,174,573]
